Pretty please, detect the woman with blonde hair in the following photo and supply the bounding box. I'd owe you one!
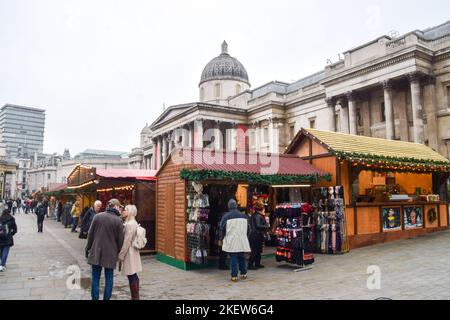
[118,204,143,300]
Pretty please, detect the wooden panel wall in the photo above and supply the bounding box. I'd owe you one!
[440,204,448,227]
[295,139,310,157]
[311,140,329,156]
[165,183,175,257]
[156,160,191,261]
[357,207,380,235]
[395,173,433,194]
[345,207,355,236]
[312,157,337,186]
[340,161,350,205]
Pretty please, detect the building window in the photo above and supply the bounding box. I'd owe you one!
[215,83,221,98]
[235,84,241,95]
[309,118,316,129]
[380,102,386,122]
[48,174,51,179]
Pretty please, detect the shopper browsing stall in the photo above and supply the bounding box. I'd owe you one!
[219,199,251,282]
[248,201,269,270]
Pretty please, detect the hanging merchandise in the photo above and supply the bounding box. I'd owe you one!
[186,182,211,265]
[248,191,269,215]
[274,202,315,268]
[311,186,347,254]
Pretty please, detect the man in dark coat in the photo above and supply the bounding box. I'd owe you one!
[86,198,124,300]
[79,200,102,239]
[0,208,17,271]
[35,202,46,233]
[248,203,269,270]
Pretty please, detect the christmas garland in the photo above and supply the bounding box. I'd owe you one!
[180,168,331,185]
[333,151,450,173]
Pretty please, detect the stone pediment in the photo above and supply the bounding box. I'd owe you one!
[150,103,196,129]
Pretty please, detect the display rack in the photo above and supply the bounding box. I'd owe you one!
[274,202,315,270]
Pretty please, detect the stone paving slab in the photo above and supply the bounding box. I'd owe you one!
[2,212,450,300]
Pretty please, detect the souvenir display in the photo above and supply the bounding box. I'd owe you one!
[311,186,347,254]
[274,202,314,267]
[186,182,210,265]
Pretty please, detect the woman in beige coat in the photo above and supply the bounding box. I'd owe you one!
[118,205,142,300]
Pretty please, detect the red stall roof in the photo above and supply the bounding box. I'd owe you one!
[96,169,157,181]
[166,148,328,176]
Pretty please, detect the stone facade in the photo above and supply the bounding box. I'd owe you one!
[132,21,450,170]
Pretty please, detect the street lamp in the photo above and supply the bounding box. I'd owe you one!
[0,172,4,200]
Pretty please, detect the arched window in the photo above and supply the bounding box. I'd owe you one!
[235,84,241,95]
[215,83,221,98]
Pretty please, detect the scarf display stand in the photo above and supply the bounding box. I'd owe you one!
[311,186,348,254]
[274,202,315,270]
[186,182,210,265]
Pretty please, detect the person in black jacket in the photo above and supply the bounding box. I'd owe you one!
[35,202,46,233]
[79,201,102,239]
[0,208,17,272]
[248,202,269,270]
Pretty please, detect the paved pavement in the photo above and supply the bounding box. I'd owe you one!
[1,212,450,300]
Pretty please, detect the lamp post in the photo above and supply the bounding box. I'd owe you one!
[0,172,4,200]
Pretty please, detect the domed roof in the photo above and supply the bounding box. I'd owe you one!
[199,41,250,86]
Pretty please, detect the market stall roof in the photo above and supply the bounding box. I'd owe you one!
[48,183,68,192]
[96,169,157,181]
[287,128,450,172]
[160,148,331,184]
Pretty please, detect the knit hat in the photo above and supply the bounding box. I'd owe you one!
[228,199,238,210]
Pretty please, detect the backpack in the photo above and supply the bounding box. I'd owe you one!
[132,224,147,250]
[0,221,9,240]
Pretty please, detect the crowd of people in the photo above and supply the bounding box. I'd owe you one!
[0,193,269,298]
[0,195,145,300]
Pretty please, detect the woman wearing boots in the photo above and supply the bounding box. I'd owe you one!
[248,202,269,270]
[118,205,143,300]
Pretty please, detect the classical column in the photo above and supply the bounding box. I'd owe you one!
[161,134,167,163]
[188,123,193,148]
[408,72,425,143]
[214,121,222,150]
[254,122,261,152]
[194,119,203,148]
[158,136,163,169]
[182,125,190,148]
[347,92,357,135]
[326,98,336,132]
[382,80,395,140]
[424,75,439,150]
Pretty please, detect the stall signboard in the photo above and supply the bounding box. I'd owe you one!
[382,207,402,231]
[404,206,423,229]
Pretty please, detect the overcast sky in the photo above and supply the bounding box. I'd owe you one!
[0,0,449,156]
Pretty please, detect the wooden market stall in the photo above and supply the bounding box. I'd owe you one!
[156,147,332,270]
[286,128,450,249]
[67,165,157,252]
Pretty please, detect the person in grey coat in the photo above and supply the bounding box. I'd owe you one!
[86,198,124,300]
